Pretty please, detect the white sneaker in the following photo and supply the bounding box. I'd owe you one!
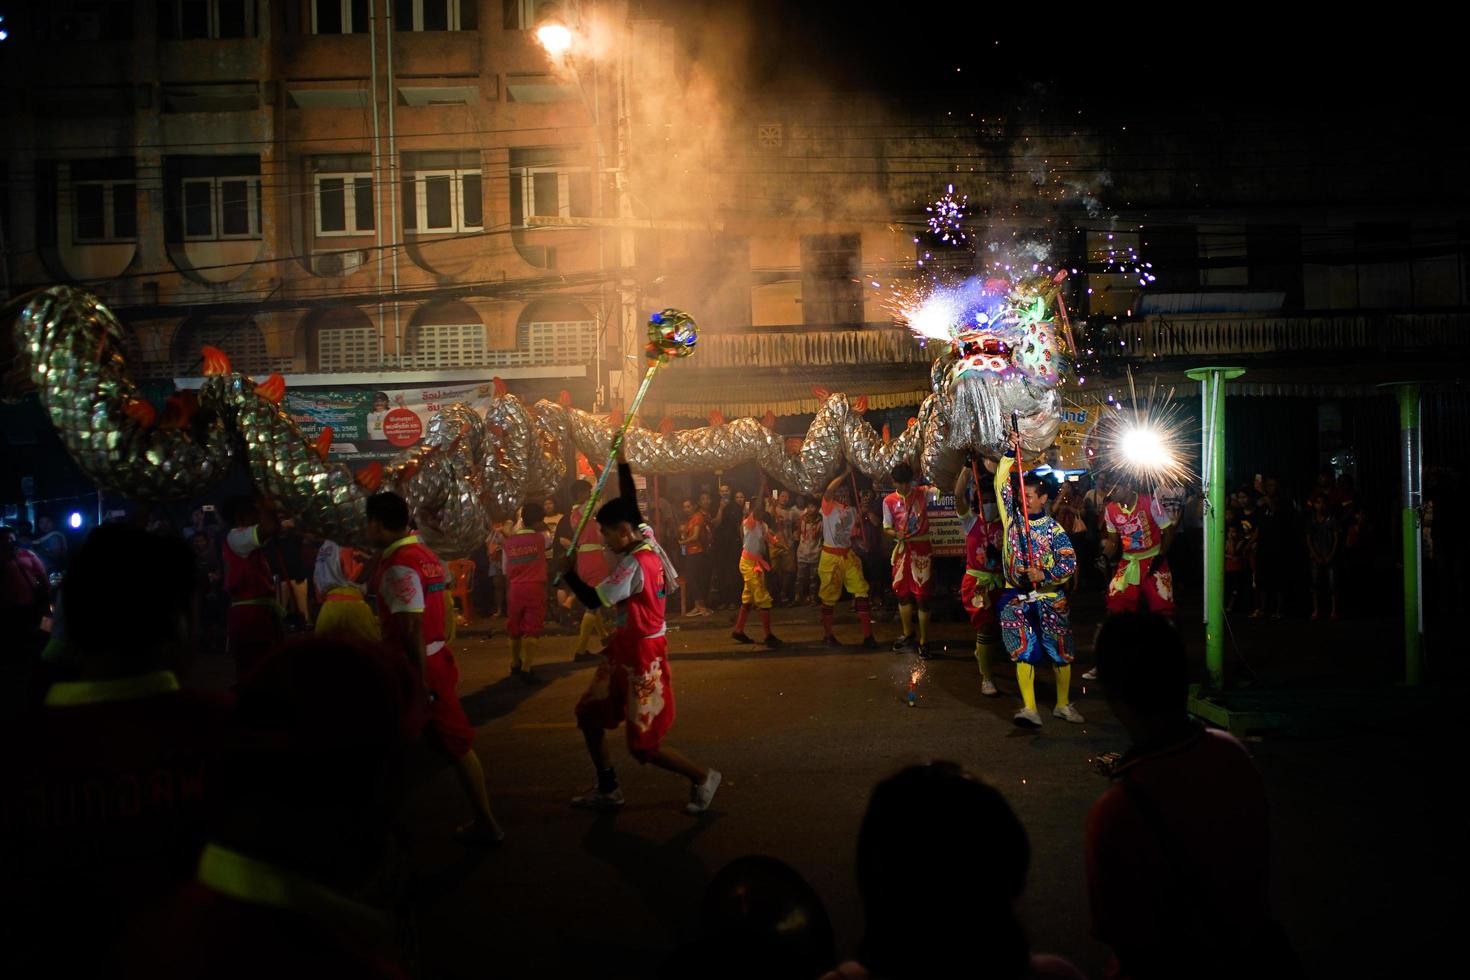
[1081,667,1099,680]
[1012,707,1043,729]
[685,769,722,813]
[980,678,999,697]
[571,786,626,810]
[1053,703,1086,724]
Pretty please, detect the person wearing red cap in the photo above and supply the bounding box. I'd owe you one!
[366,492,504,845]
[560,445,721,814]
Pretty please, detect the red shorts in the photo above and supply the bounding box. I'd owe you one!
[507,582,547,638]
[959,572,1000,636]
[574,633,675,762]
[1105,555,1175,617]
[424,647,476,757]
[891,543,934,601]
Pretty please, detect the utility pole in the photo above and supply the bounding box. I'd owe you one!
[613,23,640,420]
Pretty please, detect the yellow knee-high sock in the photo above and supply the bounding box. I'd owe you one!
[575,612,598,653]
[1016,662,1037,711]
[917,608,931,645]
[1055,665,1071,707]
[974,636,993,679]
[898,603,914,640]
[521,636,539,671]
[510,636,523,671]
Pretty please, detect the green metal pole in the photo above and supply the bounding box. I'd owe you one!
[1186,366,1244,691]
[1397,383,1424,685]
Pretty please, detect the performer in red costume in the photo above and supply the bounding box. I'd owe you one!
[366,492,505,845]
[561,445,722,814]
[955,465,1005,697]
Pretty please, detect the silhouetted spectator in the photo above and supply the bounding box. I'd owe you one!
[1087,613,1299,979]
[660,855,837,980]
[828,762,1084,980]
[119,635,419,979]
[0,524,228,975]
[0,523,50,667]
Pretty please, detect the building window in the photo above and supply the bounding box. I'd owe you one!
[510,147,592,228]
[392,0,476,31]
[312,0,369,34]
[45,1,135,41]
[317,325,378,371]
[311,155,374,236]
[159,0,256,39]
[404,322,486,368]
[527,320,596,364]
[503,0,556,29]
[70,158,138,243]
[800,234,864,326]
[401,151,481,234]
[181,176,261,240]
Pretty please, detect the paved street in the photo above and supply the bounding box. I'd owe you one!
[253,591,1451,980]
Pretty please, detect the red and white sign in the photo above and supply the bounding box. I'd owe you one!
[382,407,423,447]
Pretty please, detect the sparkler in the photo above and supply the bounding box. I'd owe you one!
[1085,371,1194,491]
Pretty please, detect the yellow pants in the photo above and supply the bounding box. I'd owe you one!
[739,556,774,609]
[818,549,869,605]
[314,593,381,645]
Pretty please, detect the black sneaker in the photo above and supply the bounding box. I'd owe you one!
[892,636,916,654]
[731,631,755,644]
[574,650,600,662]
[861,635,878,650]
[518,669,543,686]
[918,643,936,660]
[763,634,783,648]
[822,634,841,647]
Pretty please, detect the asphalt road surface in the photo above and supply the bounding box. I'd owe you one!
[309,592,1452,980]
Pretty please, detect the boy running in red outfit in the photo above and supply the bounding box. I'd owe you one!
[561,446,722,814]
[731,487,783,648]
[502,501,552,684]
[883,462,935,658]
[366,492,505,845]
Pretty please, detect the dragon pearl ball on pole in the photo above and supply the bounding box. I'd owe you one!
[563,309,699,562]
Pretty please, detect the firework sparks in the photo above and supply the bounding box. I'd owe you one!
[925,184,968,244]
[1085,373,1194,490]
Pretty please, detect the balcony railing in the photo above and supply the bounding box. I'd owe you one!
[1121,312,1467,359]
[693,327,933,370]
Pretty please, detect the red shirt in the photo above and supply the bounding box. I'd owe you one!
[502,527,550,587]
[597,544,667,642]
[222,527,274,602]
[374,535,448,648]
[1085,726,1271,977]
[681,512,709,555]
[570,504,609,582]
[1,547,48,610]
[963,512,1003,575]
[882,488,931,541]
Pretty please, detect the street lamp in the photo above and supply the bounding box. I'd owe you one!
[536,22,573,55]
[531,3,640,419]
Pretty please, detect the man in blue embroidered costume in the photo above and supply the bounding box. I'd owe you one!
[992,445,1084,730]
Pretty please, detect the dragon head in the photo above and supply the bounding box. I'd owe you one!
[906,273,1072,480]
